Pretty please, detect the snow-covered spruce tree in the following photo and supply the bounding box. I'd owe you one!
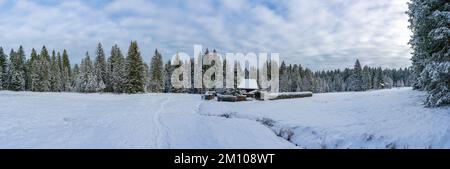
[422,62,450,107]
[332,72,345,92]
[57,52,62,74]
[144,63,150,92]
[404,67,415,87]
[94,43,107,92]
[341,68,350,90]
[290,64,300,92]
[24,53,32,91]
[382,74,394,89]
[279,61,290,92]
[28,48,39,91]
[61,49,72,92]
[7,49,16,90]
[16,46,26,91]
[408,0,441,90]
[403,68,413,86]
[125,41,146,93]
[294,65,303,92]
[287,65,294,92]
[9,66,24,91]
[74,56,84,92]
[391,68,403,87]
[57,52,64,91]
[77,52,99,93]
[423,2,450,107]
[149,49,164,93]
[8,48,26,91]
[76,54,87,92]
[0,47,8,90]
[94,43,107,91]
[362,66,372,91]
[38,46,51,92]
[371,67,383,89]
[163,60,174,93]
[301,68,314,92]
[71,64,79,91]
[408,0,449,107]
[0,63,2,89]
[49,50,62,92]
[107,44,126,93]
[348,59,363,91]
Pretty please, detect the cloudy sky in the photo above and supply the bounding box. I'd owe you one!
[0,0,412,70]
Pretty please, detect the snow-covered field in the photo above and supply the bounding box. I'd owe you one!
[0,88,449,149]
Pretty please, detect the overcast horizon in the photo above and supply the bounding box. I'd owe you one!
[0,0,412,71]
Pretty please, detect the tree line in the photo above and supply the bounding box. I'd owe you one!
[0,41,163,93]
[279,59,414,93]
[0,43,412,95]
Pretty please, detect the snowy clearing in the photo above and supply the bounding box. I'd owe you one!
[0,88,449,149]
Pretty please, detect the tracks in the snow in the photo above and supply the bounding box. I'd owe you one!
[152,96,172,148]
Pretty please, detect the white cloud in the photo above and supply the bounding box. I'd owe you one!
[105,0,157,15]
[0,0,412,70]
[220,0,250,11]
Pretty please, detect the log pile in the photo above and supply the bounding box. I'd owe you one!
[259,91,313,100]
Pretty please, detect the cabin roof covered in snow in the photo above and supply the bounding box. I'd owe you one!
[238,79,259,89]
